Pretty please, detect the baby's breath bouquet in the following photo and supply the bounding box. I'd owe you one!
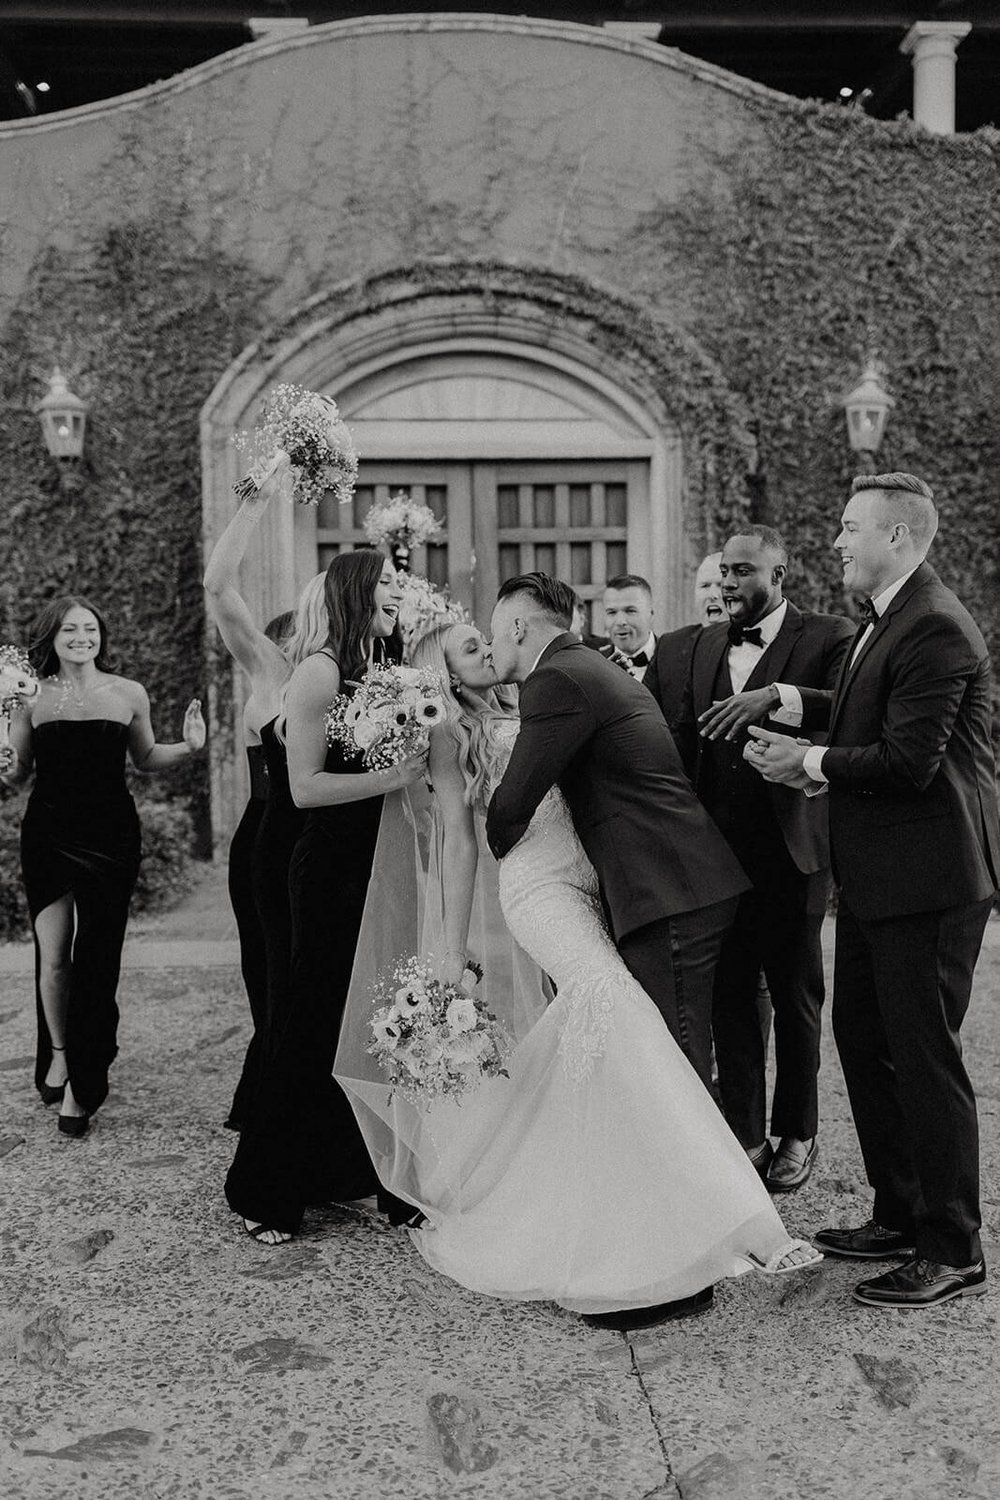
[233,384,358,507]
[369,954,509,1106]
[363,492,443,557]
[397,574,470,656]
[324,663,446,770]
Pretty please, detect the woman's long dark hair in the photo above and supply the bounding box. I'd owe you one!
[27,596,116,678]
[323,549,401,680]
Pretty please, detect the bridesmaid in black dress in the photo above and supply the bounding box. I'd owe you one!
[1,597,205,1137]
[203,465,297,1129]
[225,550,427,1243]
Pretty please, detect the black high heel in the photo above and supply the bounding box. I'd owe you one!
[40,1046,67,1106]
[57,1112,90,1139]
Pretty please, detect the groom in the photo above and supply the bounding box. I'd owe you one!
[485,573,750,1328]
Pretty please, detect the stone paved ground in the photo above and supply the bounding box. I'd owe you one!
[1,868,998,1500]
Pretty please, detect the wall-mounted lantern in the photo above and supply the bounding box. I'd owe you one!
[842,360,894,461]
[36,367,88,460]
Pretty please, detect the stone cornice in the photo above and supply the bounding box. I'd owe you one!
[0,12,792,139]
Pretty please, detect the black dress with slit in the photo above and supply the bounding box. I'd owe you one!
[224,732,384,1233]
[248,718,305,1061]
[224,741,270,1130]
[21,720,142,1116]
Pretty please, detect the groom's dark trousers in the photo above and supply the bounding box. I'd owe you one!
[797,563,1000,1266]
[486,634,749,1090]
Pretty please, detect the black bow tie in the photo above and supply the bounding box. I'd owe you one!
[859,597,878,627]
[727,623,764,648]
[629,650,650,669]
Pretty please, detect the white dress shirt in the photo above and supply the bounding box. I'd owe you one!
[801,566,922,787]
[623,632,657,682]
[727,601,787,695]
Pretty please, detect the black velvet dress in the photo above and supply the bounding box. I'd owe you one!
[224,742,269,1130]
[249,717,306,1057]
[21,720,142,1116]
[225,734,384,1233]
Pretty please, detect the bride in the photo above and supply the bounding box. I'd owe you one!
[334,620,820,1324]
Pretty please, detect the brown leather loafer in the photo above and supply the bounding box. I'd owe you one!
[767,1137,818,1193]
[746,1141,774,1182]
[853,1256,986,1308]
[813,1220,915,1260]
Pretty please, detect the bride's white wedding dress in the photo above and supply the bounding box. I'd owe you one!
[383,720,804,1314]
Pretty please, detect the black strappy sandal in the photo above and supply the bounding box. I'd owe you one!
[40,1046,67,1106]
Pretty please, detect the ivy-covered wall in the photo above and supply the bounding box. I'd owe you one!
[0,16,997,852]
[0,219,272,845]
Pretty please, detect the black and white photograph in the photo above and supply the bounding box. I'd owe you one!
[0,4,998,1497]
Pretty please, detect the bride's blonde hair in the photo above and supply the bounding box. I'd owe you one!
[408,622,516,807]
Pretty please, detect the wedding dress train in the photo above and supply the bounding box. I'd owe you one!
[337,724,806,1315]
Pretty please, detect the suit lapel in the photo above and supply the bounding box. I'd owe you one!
[693,624,729,715]
[830,562,935,731]
[745,602,802,691]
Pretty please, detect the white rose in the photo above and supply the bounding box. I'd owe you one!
[445,996,478,1034]
[353,718,381,750]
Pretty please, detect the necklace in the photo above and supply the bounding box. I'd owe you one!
[52,676,95,717]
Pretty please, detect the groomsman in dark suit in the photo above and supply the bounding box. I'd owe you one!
[674,526,854,1191]
[748,472,1000,1307]
[643,551,724,734]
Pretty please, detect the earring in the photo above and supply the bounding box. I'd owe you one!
[449,676,461,692]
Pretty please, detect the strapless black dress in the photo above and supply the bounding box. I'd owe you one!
[224,742,269,1130]
[20,720,142,1115]
[225,736,384,1233]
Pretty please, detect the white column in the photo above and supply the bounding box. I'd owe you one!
[900,22,971,136]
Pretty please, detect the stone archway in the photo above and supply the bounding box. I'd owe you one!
[201,261,752,845]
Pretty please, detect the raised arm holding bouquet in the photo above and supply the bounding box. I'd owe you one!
[233,385,358,509]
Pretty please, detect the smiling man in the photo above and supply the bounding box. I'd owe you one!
[672,524,853,1193]
[747,472,1000,1308]
[600,574,656,681]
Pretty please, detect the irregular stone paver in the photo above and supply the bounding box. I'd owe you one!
[853,1352,921,1410]
[53,1229,115,1267]
[0,1133,25,1158]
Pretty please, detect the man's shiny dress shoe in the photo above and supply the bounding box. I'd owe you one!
[813,1220,915,1260]
[853,1256,987,1308]
[582,1287,714,1331]
[767,1137,818,1194]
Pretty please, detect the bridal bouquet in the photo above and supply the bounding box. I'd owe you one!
[232,384,359,507]
[363,493,443,554]
[324,664,446,770]
[368,955,510,1105]
[0,645,39,753]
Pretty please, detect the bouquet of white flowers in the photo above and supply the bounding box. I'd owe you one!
[397,574,470,655]
[233,384,358,507]
[324,663,446,771]
[363,492,443,555]
[0,645,39,757]
[368,954,509,1105]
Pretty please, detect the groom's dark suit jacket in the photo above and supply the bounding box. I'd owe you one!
[798,562,1000,919]
[485,633,749,941]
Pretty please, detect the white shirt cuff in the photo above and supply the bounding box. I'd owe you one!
[769,683,803,727]
[802,745,828,798]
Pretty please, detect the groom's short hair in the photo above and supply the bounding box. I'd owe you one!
[497,573,575,628]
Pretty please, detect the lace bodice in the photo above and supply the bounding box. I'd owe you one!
[487,717,616,1080]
